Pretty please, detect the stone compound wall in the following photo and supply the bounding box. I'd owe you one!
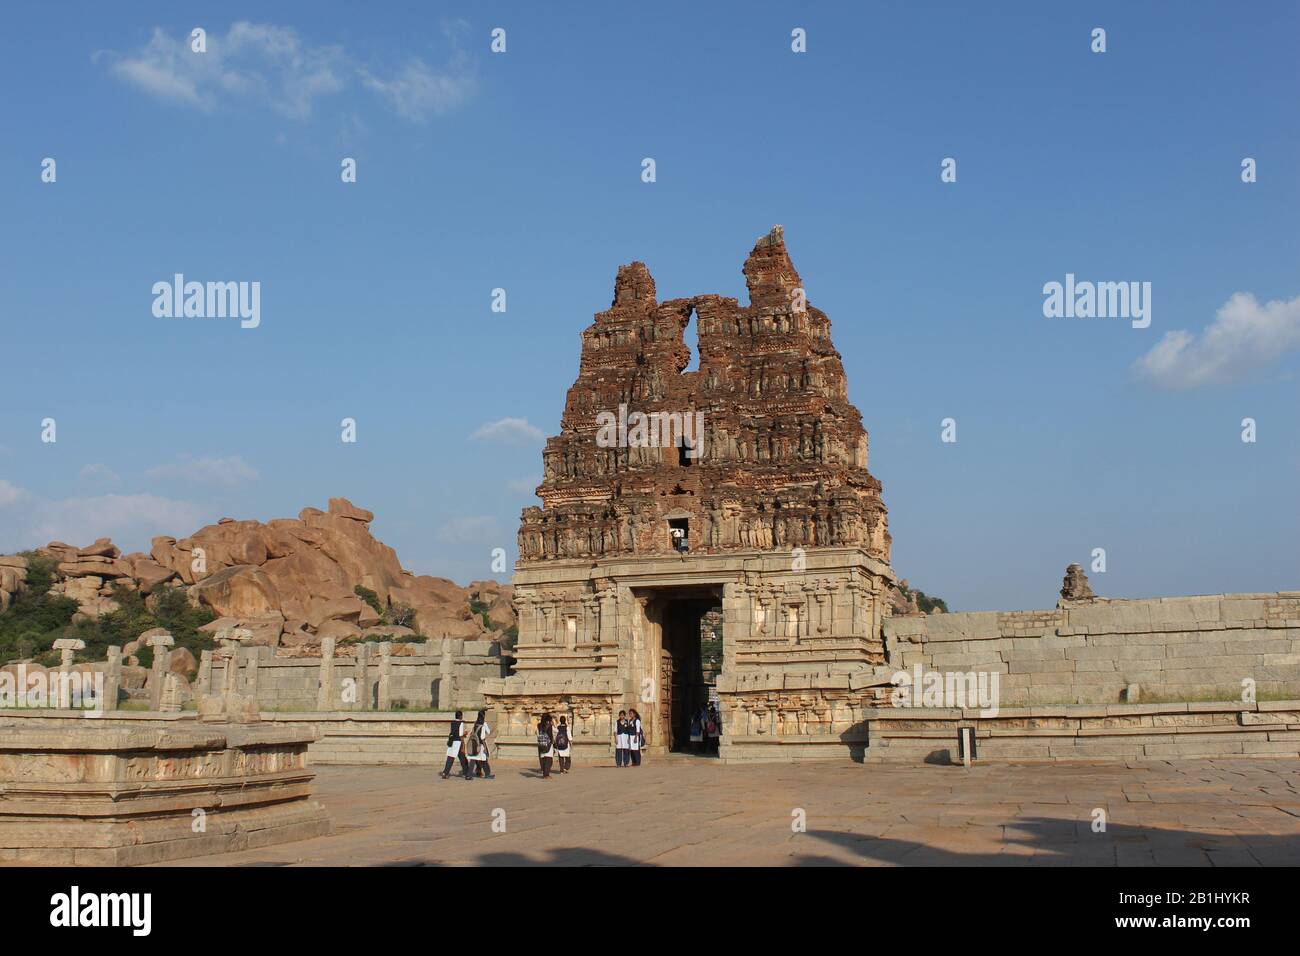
[884,592,1300,705]
[206,638,505,711]
[863,700,1300,763]
[264,712,467,765]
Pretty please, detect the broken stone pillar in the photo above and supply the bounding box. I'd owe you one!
[147,631,175,712]
[376,642,393,711]
[103,645,122,712]
[1060,563,1096,602]
[160,673,182,713]
[219,644,239,702]
[245,650,260,705]
[438,639,455,710]
[354,642,371,711]
[52,638,85,709]
[196,644,259,724]
[317,636,336,711]
[198,649,213,696]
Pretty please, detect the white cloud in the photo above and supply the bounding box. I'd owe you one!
[145,454,259,487]
[79,463,121,484]
[97,22,474,123]
[360,54,475,122]
[1134,292,1300,389]
[0,480,24,507]
[99,23,345,119]
[471,418,545,445]
[4,494,208,552]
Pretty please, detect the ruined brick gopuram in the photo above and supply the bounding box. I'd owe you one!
[482,227,900,762]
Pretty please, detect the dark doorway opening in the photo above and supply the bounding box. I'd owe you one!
[652,589,722,755]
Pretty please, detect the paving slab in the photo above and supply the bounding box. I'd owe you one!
[159,755,1300,867]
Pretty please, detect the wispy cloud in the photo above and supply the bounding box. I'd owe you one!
[0,479,23,507]
[471,418,545,445]
[145,454,259,487]
[359,54,475,122]
[437,515,501,545]
[79,463,121,484]
[3,493,208,552]
[1134,291,1300,389]
[96,21,474,123]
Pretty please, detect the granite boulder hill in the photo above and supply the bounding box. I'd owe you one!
[2,498,514,655]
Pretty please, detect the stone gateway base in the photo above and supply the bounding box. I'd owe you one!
[482,549,897,763]
[0,717,329,865]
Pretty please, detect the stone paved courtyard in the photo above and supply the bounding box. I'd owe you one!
[166,756,1300,866]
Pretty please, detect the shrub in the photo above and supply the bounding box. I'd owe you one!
[354,585,384,616]
[499,625,518,653]
[897,581,949,614]
[0,553,78,663]
[382,603,416,628]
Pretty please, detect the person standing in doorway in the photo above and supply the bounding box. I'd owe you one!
[629,708,644,767]
[441,709,472,780]
[554,715,572,773]
[468,710,494,779]
[537,713,555,780]
[689,707,705,754]
[615,710,629,767]
[706,703,721,755]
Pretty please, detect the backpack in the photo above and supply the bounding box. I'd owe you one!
[537,729,551,751]
[555,724,569,750]
[467,725,482,757]
[446,720,461,746]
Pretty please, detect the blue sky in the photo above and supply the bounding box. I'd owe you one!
[0,1,1296,610]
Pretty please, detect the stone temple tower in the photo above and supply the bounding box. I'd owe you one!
[482,227,898,762]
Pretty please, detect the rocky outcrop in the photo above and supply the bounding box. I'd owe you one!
[2,498,516,655]
[0,554,29,613]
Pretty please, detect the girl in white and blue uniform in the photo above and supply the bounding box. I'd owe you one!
[615,710,629,767]
[628,709,643,767]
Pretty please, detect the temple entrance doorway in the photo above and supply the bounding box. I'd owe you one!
[640,586,723,755]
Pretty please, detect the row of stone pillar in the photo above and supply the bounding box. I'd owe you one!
[192,637,458,712]
[315,636,457,711]
[50,630,181,712]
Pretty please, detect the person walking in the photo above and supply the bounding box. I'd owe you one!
[441,709,473,780]
[706,703,721,755]
[537,713,555,780]
[614,710,629,767]
[468,710,494,779]
[628,708,644,767]
[554,715,572,773]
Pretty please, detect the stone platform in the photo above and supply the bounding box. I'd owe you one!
[0,715,329,865]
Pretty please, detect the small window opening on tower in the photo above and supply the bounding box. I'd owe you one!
[669,518,689,553]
